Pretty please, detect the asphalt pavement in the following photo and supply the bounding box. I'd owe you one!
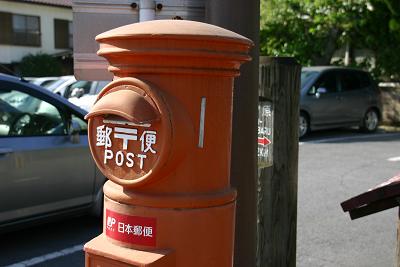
[0,128,399,267]
[0,216,101,266]
[298,129,400,267]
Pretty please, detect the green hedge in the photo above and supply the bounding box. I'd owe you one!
[18,53,62,77]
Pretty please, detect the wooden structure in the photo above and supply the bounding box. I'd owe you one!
[342,174,400,219]
[342,173,400,266]
[257,57,301,267]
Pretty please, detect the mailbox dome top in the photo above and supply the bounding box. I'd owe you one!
[96,20,253,77]
[96,19,253,46]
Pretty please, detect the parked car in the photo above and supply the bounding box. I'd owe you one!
[45,76,109,110]
[299,66,381,138]
[68,80,110,111]
[0,74,105,232]
[46,75,75,93]
[50,77,108,99]
[25,76,59,88]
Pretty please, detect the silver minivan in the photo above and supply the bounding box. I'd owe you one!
[0,74,105,232]
[299,66,381,138]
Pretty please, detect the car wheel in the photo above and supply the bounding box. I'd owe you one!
[361,109,379,132]
[299,112,310,138]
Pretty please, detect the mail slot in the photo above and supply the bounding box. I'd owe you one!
[84,20,253,267]
[85,77,192,187]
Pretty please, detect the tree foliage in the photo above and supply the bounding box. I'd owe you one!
[261,0,400,80]
[362,0,400,79]
[18,53,62,77]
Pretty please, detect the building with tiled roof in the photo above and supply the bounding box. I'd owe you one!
[0,0,73,75]
[10,0,72,8]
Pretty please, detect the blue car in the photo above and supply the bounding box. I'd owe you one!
[0,74,105,231]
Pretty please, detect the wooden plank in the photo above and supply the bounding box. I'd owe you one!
[341,174,400,211]
[349,197,400,220]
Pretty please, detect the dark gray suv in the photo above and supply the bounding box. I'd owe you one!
[299,66,381,138]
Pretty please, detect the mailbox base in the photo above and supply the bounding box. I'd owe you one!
[85,234,175,267]
[96,180,237,267]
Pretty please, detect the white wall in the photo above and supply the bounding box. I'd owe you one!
[331,47,376,68]
[0,0,72,64]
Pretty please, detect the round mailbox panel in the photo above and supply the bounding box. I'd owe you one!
[86,78,172,187]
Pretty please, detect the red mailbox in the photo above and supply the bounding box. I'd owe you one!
[84,20,252,267]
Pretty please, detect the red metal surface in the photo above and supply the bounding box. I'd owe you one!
[84,20,253,266]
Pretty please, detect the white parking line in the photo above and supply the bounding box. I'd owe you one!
[388,156,400,162]
[5,244,83,267]
[302,132,400,144]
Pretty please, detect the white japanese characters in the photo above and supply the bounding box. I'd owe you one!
[106,215,153,238]
[140,130,157,153]
[258,102,273,168]
[96,121,158,170]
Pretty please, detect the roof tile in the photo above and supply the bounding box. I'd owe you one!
[17,0,72,8]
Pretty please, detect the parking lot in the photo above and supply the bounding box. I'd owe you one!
[298,129,400,267]
[0,128,398,266]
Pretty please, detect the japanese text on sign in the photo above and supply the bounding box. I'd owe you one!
[96,121,157,170]
[258,101,273,168]
[105,209,157,247]
[107,217,153,237]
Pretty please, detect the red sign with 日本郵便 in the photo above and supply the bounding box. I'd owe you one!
[105,209,157,247]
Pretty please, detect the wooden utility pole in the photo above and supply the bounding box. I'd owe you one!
[257,57,301,267]
[205,1,260,266]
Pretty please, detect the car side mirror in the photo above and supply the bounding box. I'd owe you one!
[315,87,327,98]
[69,119,81,144]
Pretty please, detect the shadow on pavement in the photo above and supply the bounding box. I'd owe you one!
[301,127,400,144]
[0,215,102,266]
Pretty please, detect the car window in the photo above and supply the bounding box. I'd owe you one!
[312,71,338,94]
[47,77,71,92]
[301,71,318,89]
[340,71,362,91]
[357,72,371,88]
[64,81,92,98]
[95,81,110,94]
[0,89,66,137]
[71,113,87,134]
[41,79,58,88]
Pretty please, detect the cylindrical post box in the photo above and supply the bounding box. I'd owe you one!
[84,19,252,267]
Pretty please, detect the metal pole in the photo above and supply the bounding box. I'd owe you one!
[344,41,351,66]
[139,0,155,22]
[205,1,260,266]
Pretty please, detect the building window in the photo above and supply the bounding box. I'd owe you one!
[12,14,41,46]
[68,21,73,48]
[0,12,41,46]
[54,19,73,49]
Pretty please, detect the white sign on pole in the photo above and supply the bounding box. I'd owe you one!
[257,100,273,168]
